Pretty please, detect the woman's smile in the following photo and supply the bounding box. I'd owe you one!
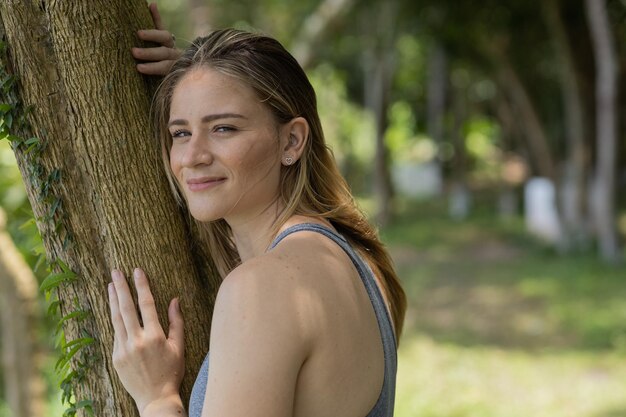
[185,176,227,192]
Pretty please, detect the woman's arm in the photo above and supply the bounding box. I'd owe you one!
[132,2,182,76]
[200,258,312,417]
[108,268,186,417]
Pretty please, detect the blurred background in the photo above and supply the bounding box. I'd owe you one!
[1,0,626,416]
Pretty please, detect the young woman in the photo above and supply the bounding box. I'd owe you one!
[108,4,406,417]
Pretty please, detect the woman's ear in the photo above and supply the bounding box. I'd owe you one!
[281,117,309,166]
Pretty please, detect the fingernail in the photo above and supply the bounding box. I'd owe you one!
[137,30,143,36]
[133,268,141,280]
[108,282,114,292]
[111,270,121,281]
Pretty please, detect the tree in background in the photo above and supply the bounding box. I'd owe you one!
[0,207,46,417]
[585,0,621,263]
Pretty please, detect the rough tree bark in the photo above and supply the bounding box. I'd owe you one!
[0,1,218,416]
[584,0,622,263]
[0,208,46,417]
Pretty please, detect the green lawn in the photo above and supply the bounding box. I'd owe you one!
[382,199,626,417]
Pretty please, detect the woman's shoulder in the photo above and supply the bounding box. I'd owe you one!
[207,250,316,368]
[212,223,343,333]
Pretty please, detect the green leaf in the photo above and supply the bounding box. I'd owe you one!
[56,312,91,333]
[39,271,76,293]
[75,399,93,412]
[0,103,12,113]
[49,168,61,182]
[49,197,61,218]
[47,300,61,316]
[54,330,66,348]
[19,217,36,230]
[62,336,94,350]
[25,142,40,155]
[55,343,83,371]
[34,253,47,273]
[55,353,70,372]
[57,259,72,274]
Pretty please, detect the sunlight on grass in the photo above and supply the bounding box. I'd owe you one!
[385,198,626,416]
[396,335,626,417]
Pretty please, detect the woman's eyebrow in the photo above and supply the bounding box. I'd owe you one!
[167,113,247,128]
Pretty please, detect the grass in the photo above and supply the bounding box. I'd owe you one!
[382,197,626,417]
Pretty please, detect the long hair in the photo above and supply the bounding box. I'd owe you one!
[152,29,406,341]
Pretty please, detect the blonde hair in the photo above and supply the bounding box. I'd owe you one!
[153,29,406,341]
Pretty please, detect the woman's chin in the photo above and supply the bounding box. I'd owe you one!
[188,208,222,223]
[193,214,221,223]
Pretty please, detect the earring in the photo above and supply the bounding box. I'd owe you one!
[284,156,294,165]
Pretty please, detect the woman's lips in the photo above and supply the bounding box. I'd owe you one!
[186,177,226,192]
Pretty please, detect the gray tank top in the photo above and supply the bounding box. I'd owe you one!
[188,223,397,416]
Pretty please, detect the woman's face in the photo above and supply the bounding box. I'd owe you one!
[168,68,284,224]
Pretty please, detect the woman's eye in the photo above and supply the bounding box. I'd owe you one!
[214,125,236,133]
[171,129,190,138]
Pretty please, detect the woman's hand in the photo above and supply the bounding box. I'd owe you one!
[132,2,182,75]
[108,268,185,416]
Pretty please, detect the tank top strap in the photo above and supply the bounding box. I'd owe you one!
[268,222,398,351]
[267,222,397,415]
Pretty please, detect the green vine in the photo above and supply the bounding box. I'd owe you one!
[0,39,96,417]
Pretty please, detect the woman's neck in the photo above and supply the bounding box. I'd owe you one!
[227,199,285,262]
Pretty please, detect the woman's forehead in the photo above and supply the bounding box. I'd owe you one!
[169,68,273,123]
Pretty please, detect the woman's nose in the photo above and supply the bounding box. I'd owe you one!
[181,135,213,167]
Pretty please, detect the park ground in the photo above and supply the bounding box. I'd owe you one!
[383,197,626,417]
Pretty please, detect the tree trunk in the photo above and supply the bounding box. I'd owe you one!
[361,0,396,226]
[0,209,46,417]
[0,2,218,416]
[584,0,622,263]
[494,55,556,180]
[426,41,447,193]
[543,0,590,250]
[291,0,357,69]
[448,80,470,221]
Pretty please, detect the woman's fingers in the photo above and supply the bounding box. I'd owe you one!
[167,298,185,352]
[138,29,175,48]
[136,61,176,76]
[133,268,164,336]
[108,281,128,342]
[133,5,179,77]
[149,2,165,31]
[111,270,142,336]
[132,45,180,63]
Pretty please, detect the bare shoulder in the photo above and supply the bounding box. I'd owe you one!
[213,253,307,326]
[212,229,341,342]
[202,243,324,415]
[210,244,322,351]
